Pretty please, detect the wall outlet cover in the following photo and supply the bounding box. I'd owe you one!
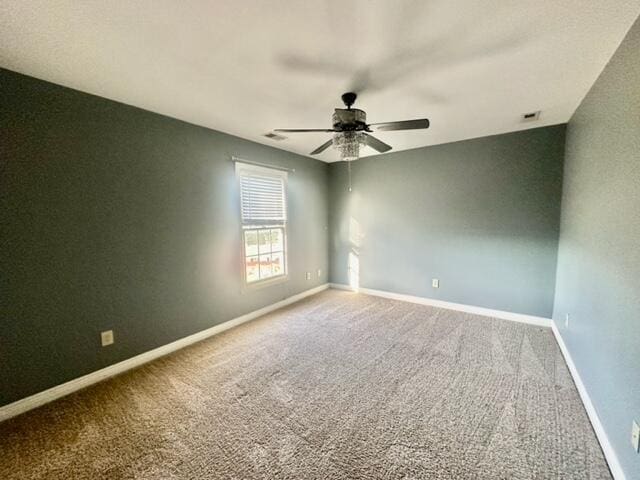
[101,330,114,347]
[317,269,322,277]
[632,420,640,453]
[305,272,311,280]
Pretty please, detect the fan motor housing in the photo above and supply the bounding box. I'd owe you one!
[333,108,367,131]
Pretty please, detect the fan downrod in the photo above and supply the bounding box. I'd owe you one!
[341,92,357,109]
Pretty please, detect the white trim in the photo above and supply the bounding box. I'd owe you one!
[329,283,552,327]
[0,283,329,423]
[551,323,626,480]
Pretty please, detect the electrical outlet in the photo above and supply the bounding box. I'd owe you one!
[305,272,311,280]
[101,330,114,347]
[565,313,570,329]
[317,269,322,277]
[632,420,640,453]
[432,278,439,288]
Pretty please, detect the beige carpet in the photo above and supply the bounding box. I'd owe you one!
[0,290,611,479]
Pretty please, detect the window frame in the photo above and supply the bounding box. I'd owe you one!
[236,162,289,288]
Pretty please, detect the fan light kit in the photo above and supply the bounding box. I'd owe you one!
[274,92,430,162]
[332,131,366,161]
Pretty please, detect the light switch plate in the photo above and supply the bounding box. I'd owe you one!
[632,420,640,453]
[101,330,114,347]
[432,278,439,288]
[305,272,311,280]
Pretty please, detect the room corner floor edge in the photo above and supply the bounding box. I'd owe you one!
[0,283,329,423]
[329,283,553,328]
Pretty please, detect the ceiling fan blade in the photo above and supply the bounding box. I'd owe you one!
[364,134,392,153]
[369,119,430,131]
[310,140,334,155]
[274,128,336,133]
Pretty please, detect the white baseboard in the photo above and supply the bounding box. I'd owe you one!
[329,283,552,328]
[0,283,329,423]
[551,323,626,480]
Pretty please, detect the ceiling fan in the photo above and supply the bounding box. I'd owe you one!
[274,92,430,161]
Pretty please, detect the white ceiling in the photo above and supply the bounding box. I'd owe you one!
[1,1,639,162]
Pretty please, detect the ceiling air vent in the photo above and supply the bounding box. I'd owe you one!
[263,132,287,141]
[521,111,541,122]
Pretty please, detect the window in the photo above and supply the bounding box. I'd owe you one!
[236,162,287,285]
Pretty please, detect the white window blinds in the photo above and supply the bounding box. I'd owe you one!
[237,163,287,225]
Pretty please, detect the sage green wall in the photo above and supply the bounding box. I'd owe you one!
[553,16,640,479]
[329,126,566,318]
[0,68,328,407]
